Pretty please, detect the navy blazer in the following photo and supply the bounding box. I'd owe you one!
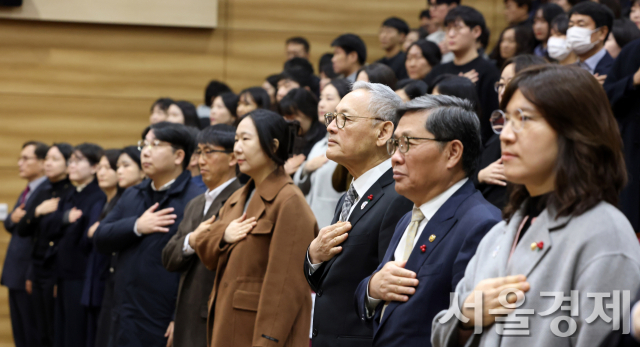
[93,171,204,347]
[354,180,501,347]
[1,180,48,290]
[594,50,615,77]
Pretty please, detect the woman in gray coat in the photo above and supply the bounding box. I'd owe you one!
[432,65,640,347]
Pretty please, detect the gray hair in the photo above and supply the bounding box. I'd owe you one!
[352,81,402,127]
[401,95,482,176]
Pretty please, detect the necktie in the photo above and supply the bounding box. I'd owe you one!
[381,206,425,320]
[339,184,358,222]
[18,186,30,205]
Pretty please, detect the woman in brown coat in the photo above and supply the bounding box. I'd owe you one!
[194,109,318,346]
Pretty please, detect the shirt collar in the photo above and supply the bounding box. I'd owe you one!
[351,159,392,200]
[151,179,176,191]
[28,176,47,191]
[417,178,468,221]
[580,47,607,74]
[205,177,237,203]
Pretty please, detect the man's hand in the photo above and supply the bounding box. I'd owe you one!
[25,280,32,295]
[634,66,640,86]
[459,69,479,84]
[189,216,216,249]
[368,260,419,302]
[68,207,83,224]
[164,321,174,347]
[35,198,60,217]
[223,213,256,244]
[10,204,26,223]
[87,222,100,238]
[284,154,306,176]
[303,155,329,175]
[308,222,352,264]
[478,158,507,186]
[135,203,177,234]
[461,275,530,329]
[594,73,607,85]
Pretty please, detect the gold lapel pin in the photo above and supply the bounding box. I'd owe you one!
[429,234,436,242]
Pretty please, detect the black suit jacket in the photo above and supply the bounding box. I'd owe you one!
[304,168,412,347]
[594,50,615,77]
[161,179,242,347]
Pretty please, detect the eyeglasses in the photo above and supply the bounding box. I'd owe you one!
[195,148,232,157]
[324,112,386,129]
[137,140,173,151]
[490,109,531,134]
[386,135,452,156]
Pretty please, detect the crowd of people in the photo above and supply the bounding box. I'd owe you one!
[3,0,640,346]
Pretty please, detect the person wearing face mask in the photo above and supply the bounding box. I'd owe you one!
[532,3,566,57]
[547,14,578,64]
[567,1,615,84]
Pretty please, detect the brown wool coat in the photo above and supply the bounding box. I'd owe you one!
[195,170,318,347]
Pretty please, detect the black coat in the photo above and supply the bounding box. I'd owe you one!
[604,38,640,232]
[472,134,507,210]
[304,169,413,347]
[93,171,204,347]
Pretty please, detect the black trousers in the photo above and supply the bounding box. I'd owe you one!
[8,288,38,347]
[54,279,87,347]
[32,276,56,347]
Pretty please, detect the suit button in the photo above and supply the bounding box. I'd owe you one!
[49,241,54,246]
[312,328,318,337]
[317,289,322,297]
[109,268,114,273]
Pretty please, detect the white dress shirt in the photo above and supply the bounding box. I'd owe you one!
[307,159,392,274]
[182,178,237,256]
[365,178,468,316]
[133,178,176,236]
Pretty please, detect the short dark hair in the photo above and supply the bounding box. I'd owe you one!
[279,67,313,90]
[204,81,232,107]
[397,79,428,99]
[382,17,410,35]
[327,78,352,99]
[611,18,640,48]
[501,65,626,220]
[356,63,398,90]
[266,74,280,89]
[22,141,49,160]
[569,1,615,41]
[420,9,431,19]
[286,37,310,53]
[239,87,271,111]
[435,0,462,5]
[196,124,236,152]
[284,57,315,76]
[218,92,239,119]
[478,25,491,48]
[431,75,482,117]
[503,54,548,74]
[331,34,367,66]
[121,146,142,170]
[74,143,104,166]
[280,88,319,122]
[504,0,533,12]
[149,122,196,170]
[600,0,621,19]
[319,53,337,78]
[551,13,570,34]
[539,3,566,26]
[150,98,173,113]
[172,101,202,129]
[406,39,442,68]
[104,149,123,171]
[444,6,488,34]
[490,25,536,69]
[51,143,73,162]
[246,109,297,167]
[399,95,482,176]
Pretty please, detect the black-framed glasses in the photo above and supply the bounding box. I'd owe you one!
[194,148,232,157]
[386,135,452,156]
[324,112,386,129]
[490,109,530,134]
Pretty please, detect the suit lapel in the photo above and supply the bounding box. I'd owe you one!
[204,180,243,221]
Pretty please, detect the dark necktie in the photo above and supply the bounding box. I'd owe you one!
[339,184,358,222]
[18,186,30,205]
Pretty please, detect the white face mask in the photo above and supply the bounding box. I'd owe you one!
[566,27,600,55]
[547,37,571,61]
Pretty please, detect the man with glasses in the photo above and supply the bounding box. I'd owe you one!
[93,122,204,347]
[161,124,241,347]
[355,95,501,347]
[2,141,48,347]
[424,6,500,145]
[304,81,412,347]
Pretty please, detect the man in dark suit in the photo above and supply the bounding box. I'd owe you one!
[162,125,241,347]
[93,122,205,347]
[354,95,501,346]
[568,2,615,83]
[304,81,413,347]
[1,141,49,347]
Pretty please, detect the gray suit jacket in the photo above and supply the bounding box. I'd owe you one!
[432,201,640,347]
[161,179,242,347]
